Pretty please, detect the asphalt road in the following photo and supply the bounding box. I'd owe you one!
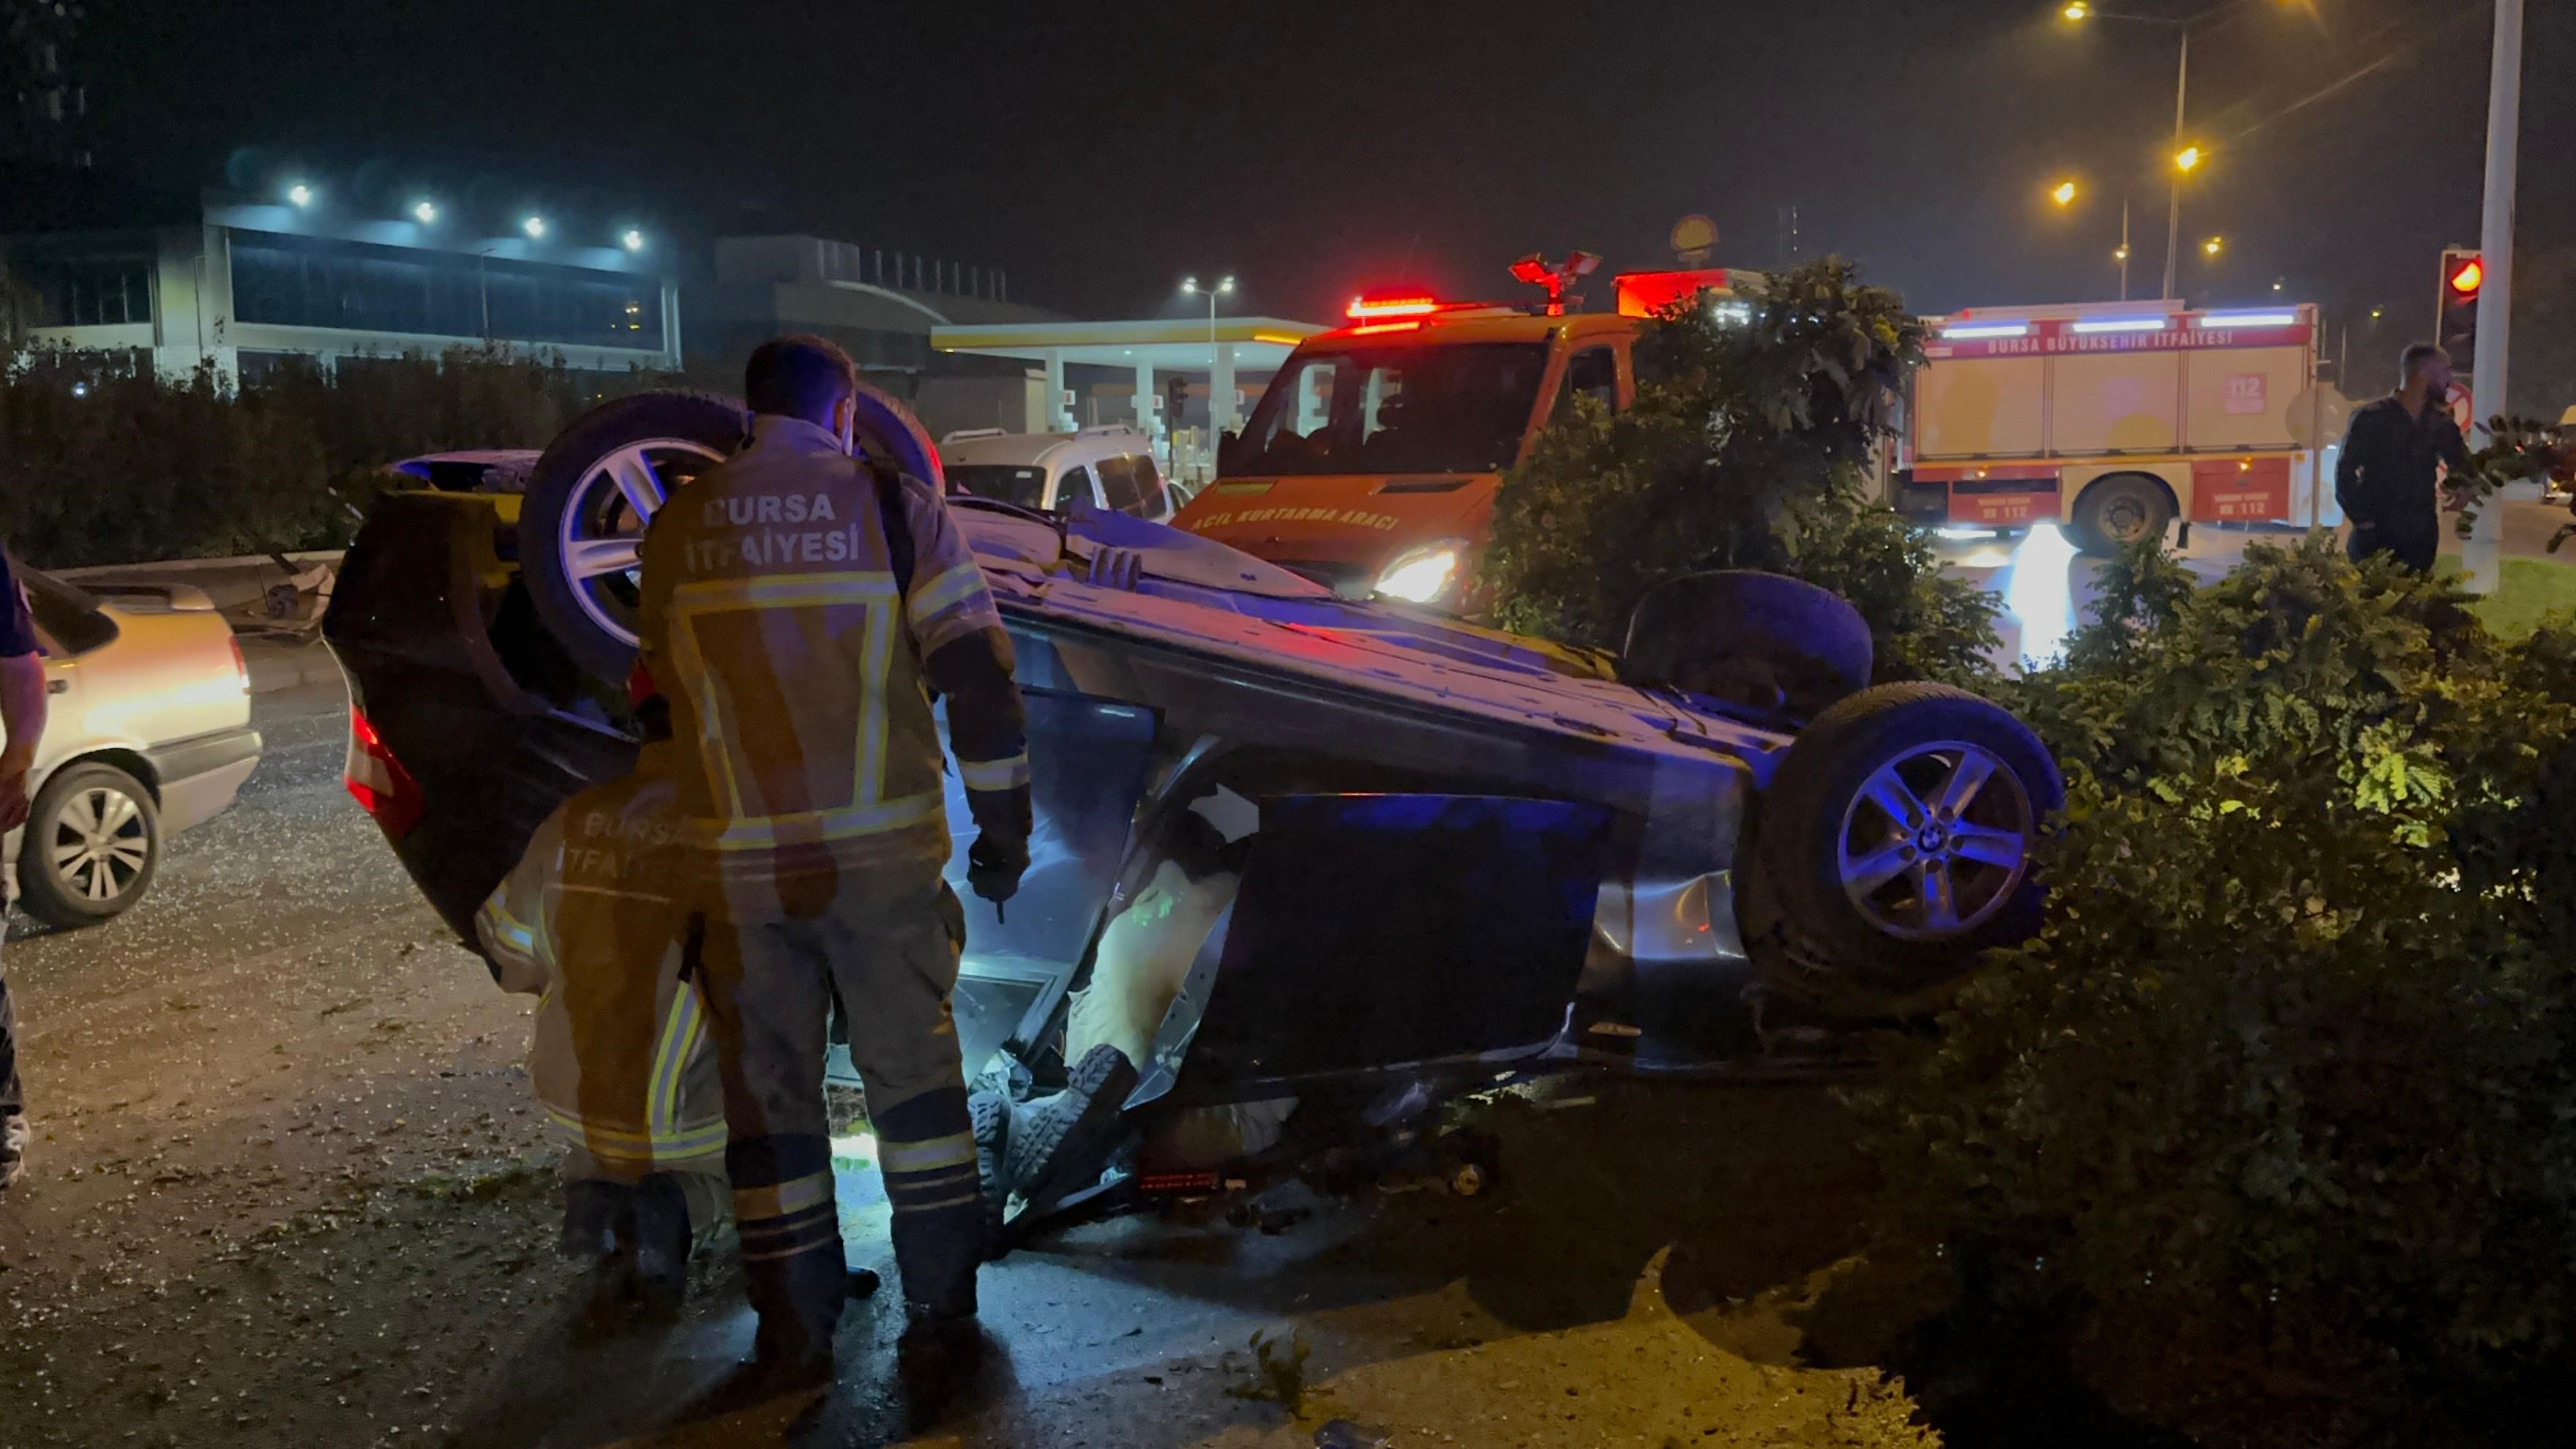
[1,677,1925,1449]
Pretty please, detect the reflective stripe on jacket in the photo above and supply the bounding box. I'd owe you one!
[635,414,1030,893]
[474,744,726,1174]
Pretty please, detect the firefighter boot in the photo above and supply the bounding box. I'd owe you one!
[729,1132,849,1394]
[898,1311,994,1432]
[875,1086,985,1321]
[630,1174,694,1319]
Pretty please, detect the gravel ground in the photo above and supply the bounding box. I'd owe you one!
[0,679,1935,1449]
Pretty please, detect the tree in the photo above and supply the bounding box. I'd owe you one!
[1483,256,1993,684]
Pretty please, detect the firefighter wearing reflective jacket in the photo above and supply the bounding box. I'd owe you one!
[474,735,765,1326]
[636,335,1031,1410]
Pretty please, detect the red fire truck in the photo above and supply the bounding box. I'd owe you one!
[1892,300,2323,554]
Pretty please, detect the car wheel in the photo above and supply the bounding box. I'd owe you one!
[2069,474,2174,556]
[1742,683,2062,1016]
[520,386,952,681]
[1617,571,1873,719]
[520,391,749,682]
[16,761,162,929]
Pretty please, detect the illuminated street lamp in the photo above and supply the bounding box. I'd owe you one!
[286,183,314,208]
[1180,274,1237,432]
[2050,176,2134,300]
[621,228,645,252]
[522,215,546,239]
[411,200,437,224]
[2059,2,2291,299]
[2203,236,2225,257]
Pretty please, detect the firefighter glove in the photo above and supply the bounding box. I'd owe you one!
[967,831,1030,906]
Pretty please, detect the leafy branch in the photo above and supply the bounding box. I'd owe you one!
[2444,413,2575,549]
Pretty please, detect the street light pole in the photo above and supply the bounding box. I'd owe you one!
[2163,26,2188,301]
[2120,195,2133,302]
[2462,0,2524,596]
[1178,274,1237,470]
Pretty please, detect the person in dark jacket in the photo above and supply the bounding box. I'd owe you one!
[1,547,49,1191]
[2336,343,2468,574]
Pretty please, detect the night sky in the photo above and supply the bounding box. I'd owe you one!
[73,1,2574,362]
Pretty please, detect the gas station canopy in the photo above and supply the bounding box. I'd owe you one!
[929,315,1323,372]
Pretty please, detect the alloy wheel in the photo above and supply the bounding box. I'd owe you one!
[50,785,151,904]
[554,438,725,650]
[1835,741,2034,940]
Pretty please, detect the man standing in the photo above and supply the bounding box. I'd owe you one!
[2337,343,2469,574]
[2,545,50,1191]
[637,337,1030,1412]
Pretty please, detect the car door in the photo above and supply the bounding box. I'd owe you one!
[1050,461,1098,512]
[1165,791,1613,1102]
[1094,453,1173,521]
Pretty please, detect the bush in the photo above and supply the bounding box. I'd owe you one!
[0,345,659,568]
[1483,256,1994,686]
[1859,534,2576,1447]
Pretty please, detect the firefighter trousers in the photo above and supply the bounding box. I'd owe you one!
[695,869,979,1353]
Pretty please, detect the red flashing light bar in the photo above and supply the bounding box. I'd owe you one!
[1614,269,1733,318]
[1347,293,1441,321]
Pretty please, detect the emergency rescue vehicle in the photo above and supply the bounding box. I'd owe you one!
[1174,262,1758,607]
[1894,300,2324,554]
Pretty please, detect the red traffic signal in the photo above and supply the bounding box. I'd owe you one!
[2438,248,2482,374]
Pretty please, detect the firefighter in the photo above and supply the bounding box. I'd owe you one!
[635,335,1031,1413]
[474,693,878,1330]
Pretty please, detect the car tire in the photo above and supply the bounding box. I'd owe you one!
[520,386,952,682]
[2069,474,2175,556]
[15,761,161,929]
[521,390,750,683]
[1742,683,2062,1017]
[1617,571,1873,719]
[971,1093,1012,1262]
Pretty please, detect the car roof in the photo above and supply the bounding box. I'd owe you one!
[940,427,1150,471]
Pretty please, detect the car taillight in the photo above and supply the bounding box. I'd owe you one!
[226,635,250,695]
[344,706,424,839]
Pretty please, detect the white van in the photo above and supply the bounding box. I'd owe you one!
[937,424,1175,523]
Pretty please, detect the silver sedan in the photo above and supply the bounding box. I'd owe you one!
[1,564,263,928]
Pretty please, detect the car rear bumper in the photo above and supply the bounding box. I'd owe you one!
[149,725,265,834]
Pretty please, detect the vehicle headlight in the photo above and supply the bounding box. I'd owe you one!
[1372,539,1470,604]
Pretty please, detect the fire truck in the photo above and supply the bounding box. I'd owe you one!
[1175,261,1756,607]
[1892,300,2324,554]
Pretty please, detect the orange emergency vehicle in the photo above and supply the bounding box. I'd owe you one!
[1893,300,2322,554]
[1175,266,1756,606]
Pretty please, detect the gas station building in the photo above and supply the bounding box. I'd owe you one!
[929,315,1322,448]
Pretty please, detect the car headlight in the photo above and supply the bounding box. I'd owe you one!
[1371,539,1470,604]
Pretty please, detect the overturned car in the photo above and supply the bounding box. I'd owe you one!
[323,389,2060,1229]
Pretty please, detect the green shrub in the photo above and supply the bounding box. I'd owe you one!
[1861,535,2576,1447]
[1,345,658,568]
[1483,256,1993,684]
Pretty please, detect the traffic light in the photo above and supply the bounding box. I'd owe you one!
[2439,247,2482,375]
[1164,375,1189,429]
